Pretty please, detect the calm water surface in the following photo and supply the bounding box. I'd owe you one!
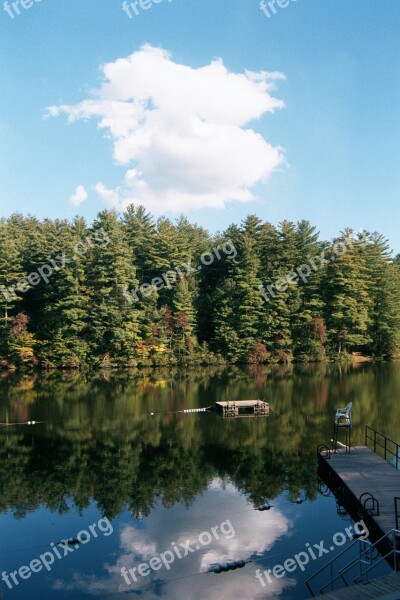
[1,362,400,600]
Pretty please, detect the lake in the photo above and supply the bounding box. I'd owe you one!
[1,362,400,599]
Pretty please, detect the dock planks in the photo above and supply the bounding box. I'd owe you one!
[311,572,400,599]
[311,444,400,598]
[321,446,400,536]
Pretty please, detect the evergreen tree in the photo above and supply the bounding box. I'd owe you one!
[39,231,89,367]
[292,221,326,359]
[172,278,197,358]
[213,221,265,362]
[0,225,26,321]
[258,222,297,361]
[122,205,159,283]
[86,211,141,365]
[324,231,373,354]
[363,232,400,358]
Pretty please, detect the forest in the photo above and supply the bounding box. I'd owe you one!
[1,206,400,369]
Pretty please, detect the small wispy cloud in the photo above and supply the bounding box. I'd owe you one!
[69,185,88,206]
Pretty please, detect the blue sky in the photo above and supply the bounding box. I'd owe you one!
[1,0,399,251]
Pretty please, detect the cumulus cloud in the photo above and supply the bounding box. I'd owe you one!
[69,184,88,206]
[48,45,286,214]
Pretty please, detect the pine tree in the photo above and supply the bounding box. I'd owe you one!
[0,225,26,321]
[86,210,142,365]
[122,204,159,283]
[292,221,326,359]
[324,231,373,354]
[156,217,186,274]
[258,222,297,360]
[213,221,265,362]
[363,232,400,357]
[197,225,240,345]
[39,221,90,368]
[172,278,197,359]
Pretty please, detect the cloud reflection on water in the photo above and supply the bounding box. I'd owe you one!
[54,478,296,599]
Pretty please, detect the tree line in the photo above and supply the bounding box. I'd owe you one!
[1,207,400,368]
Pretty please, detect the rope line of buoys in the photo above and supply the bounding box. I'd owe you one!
[0,402,278,428]
[257,503,272,511]
[0,407,214,428]
[113,550,287,598]
[0,401,278,430]
[0,420,50,427]
[210,559,248,573]
[291,497,305,505]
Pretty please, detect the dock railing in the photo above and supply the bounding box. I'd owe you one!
[395,497,400,530]
[305,528,400,597]
[365,426,400,470]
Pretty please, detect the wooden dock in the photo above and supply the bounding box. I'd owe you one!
[214,400,269,418]
[307,434,400,598]
[318,446,400,538]
[311,572,400,599]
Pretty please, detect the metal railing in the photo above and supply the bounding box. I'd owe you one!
[395,497,400,530]
[305,537,365,597]
[305,528,400,597]
[317,444,331,459]
[360,492,380,516]
[352,529,400,584]
[365,426,400,470]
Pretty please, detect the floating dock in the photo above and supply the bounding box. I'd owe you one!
[214,400,269,418]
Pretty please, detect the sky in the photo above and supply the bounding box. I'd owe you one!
[1,0,400,251]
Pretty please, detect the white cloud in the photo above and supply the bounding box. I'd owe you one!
[49,45,286,214]
[69,184,88,206]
